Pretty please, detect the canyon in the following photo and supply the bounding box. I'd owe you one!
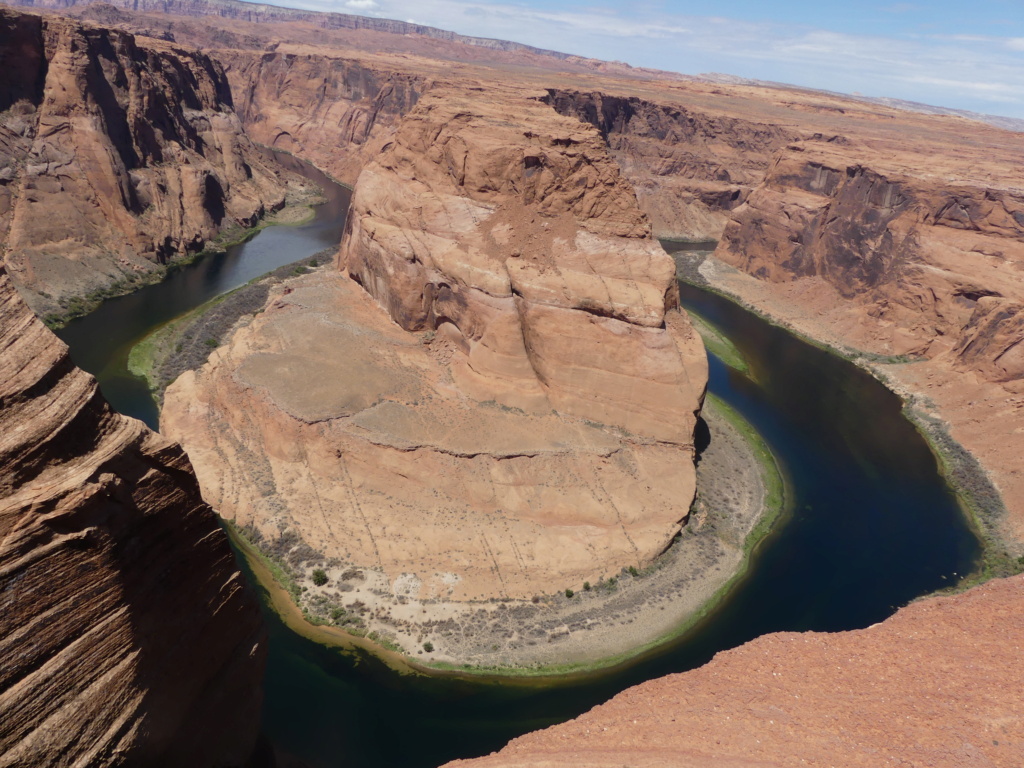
[1,1,1023,765]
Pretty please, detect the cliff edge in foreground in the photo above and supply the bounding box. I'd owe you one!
[0,264,265,767]
[448,573,1024,768]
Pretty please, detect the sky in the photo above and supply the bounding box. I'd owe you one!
[276,0,1024,118]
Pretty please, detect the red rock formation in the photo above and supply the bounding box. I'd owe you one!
[222,49,426,184]
[0,263,265,766]
[716,143,1024,374]
[544,89,799,240]
[339,84,706,446]
[447,574,1024,768]
[162,86,707,606]
[0,7,286,316]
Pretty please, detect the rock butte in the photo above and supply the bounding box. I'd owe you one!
[0,7,286,317]
[162,84,708,601]
[0,264,265,765]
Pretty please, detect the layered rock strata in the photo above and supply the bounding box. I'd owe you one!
[0,264,265,766]
[447,573,1024,768]
[162,86,707,603]
[222,50,426,185]
[544,89,799,241]
[716,143,1024,372]
[0,7,286,316]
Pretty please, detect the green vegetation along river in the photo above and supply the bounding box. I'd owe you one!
[56,159,981,768]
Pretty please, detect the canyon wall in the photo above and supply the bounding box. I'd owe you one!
[162,86,707,604]
[221,49,427,185]
[0,7,285,316]
[544,88,800,241]
[0,263,265,766]
[448,573,1024,768]
[716,143,1024,376]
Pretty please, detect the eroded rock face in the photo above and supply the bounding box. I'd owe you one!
[0,7,286,316]
[162,86,707,602]
[446,574,1024,768]
[0,265,265,766]
[340,86,707,444]
[222,50,426,185]
[716,144,1024,379]
[544,89,799,241]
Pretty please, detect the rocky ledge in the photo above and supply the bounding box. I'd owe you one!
[447,573,1024,767]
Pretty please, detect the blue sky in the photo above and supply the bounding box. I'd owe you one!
[289,0,1024,117]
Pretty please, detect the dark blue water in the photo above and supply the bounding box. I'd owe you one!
[56,152,350,429]
[53,161,981,768]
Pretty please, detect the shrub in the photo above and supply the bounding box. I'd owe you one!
[583,581,591,591]
[628,565,639,578]
[423,641,434,652]
[204,338,219,349]
[311,568,328,586]
[565,588,574,598]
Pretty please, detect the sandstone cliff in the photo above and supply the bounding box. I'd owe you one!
[544,89,799,241]
[161,86,707,607]
[340,86,706,443]
[716,142,1024,370]
[0,263,265,766]
[0,7,286,316]
[447,573,1024,768]
[221,49,426,185]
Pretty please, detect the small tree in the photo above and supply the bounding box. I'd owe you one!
[311,568,328,586]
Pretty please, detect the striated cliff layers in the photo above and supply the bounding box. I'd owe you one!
[716,143,1024,376]
[447,573,1024,768]
[0,264,265,766]
[221,49,426,185]
[0,7,285,316]
[162,86,707,603]
[544,88,799,241]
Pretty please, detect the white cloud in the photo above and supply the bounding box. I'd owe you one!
[344,0,378,7]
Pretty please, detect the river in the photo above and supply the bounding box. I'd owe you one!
[56,158,980,768]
